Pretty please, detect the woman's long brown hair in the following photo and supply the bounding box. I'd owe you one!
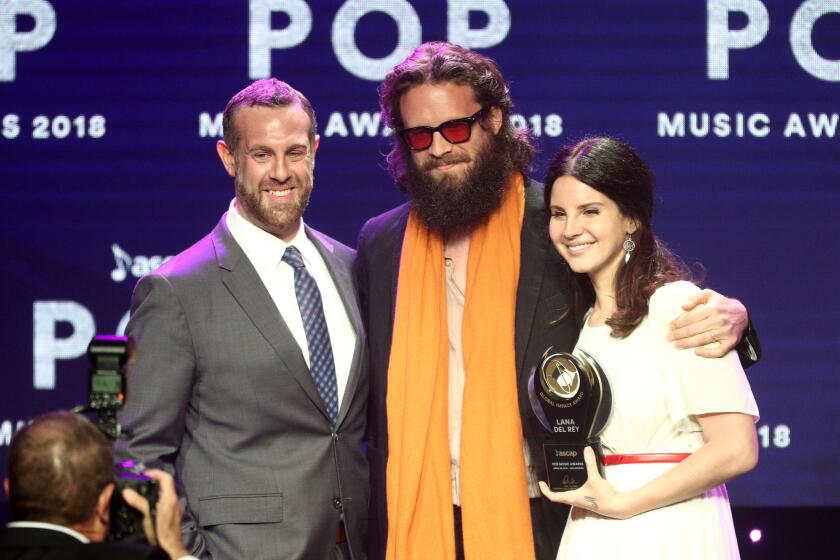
[544,137,693,338]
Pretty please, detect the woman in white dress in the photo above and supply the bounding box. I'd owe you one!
[538,137,759,559]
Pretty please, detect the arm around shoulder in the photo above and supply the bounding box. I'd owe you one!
[666,283,761,366]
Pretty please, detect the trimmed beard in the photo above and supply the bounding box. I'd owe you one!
[399,134,514,236]
[234,166,313,237]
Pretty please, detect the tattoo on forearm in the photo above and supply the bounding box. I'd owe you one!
[584,495,598,510]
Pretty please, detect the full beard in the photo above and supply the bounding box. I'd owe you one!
[235,171,313,237]
[400,135,513,236]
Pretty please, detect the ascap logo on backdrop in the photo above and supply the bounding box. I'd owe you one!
[110,243,172,283]
[29,244,171,390]
[249,0,511,81]
[708,0,839,82]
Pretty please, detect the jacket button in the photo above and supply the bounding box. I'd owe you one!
[333,497,342,509]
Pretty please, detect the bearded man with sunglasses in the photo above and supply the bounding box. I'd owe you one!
[355,42,760,560]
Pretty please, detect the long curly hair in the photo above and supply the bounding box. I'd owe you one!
[379,42,534,191]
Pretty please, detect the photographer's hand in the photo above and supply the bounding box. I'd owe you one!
[122,469,191,560]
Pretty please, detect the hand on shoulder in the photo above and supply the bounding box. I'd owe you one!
[661,282,748,358]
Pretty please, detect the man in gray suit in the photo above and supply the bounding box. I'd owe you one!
[119,79,368,560]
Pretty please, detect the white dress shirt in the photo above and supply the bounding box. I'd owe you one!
[226,200,356,408]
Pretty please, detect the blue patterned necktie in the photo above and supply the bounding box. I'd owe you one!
[282,246,339,424]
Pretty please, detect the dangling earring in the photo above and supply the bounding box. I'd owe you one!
[623,235,636,264]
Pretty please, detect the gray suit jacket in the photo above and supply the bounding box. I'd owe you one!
[119,216,369,560]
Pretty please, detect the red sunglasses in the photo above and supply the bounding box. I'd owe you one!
[398,108,487,151]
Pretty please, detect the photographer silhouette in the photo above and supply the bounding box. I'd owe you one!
[0,411,194,560]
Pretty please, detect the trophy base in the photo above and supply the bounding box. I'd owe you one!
[542,442,605,491]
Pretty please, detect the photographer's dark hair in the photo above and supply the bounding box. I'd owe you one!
[7,411,113,525]
[379,41,534,191]
[544,137,690,337]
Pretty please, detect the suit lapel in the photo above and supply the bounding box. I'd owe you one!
[515,179,549,377]
[210,218,328,419]
[306,226,364,427]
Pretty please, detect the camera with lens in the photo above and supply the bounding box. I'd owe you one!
[82,334,159,542]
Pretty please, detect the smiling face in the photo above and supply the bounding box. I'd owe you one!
[216,104,319,241]
[549,175,637,292]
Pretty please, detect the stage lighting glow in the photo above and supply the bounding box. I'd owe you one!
[749,529,762,543]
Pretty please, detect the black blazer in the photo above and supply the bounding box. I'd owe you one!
[355,177,575,560]
[0,526,168,560]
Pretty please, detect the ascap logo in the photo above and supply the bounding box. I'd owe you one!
[29,244,171,391]
[554,450,578,457]
[110,244,172,283]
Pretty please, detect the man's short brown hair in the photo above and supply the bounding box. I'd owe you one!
[222,78,318,153]
[7,411,113,525]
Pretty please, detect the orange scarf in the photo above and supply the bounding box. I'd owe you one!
[385,173,535,559]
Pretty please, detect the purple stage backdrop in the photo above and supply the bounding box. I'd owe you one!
[1,0,839,513]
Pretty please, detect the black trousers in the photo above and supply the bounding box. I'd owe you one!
[454,505,466,560]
